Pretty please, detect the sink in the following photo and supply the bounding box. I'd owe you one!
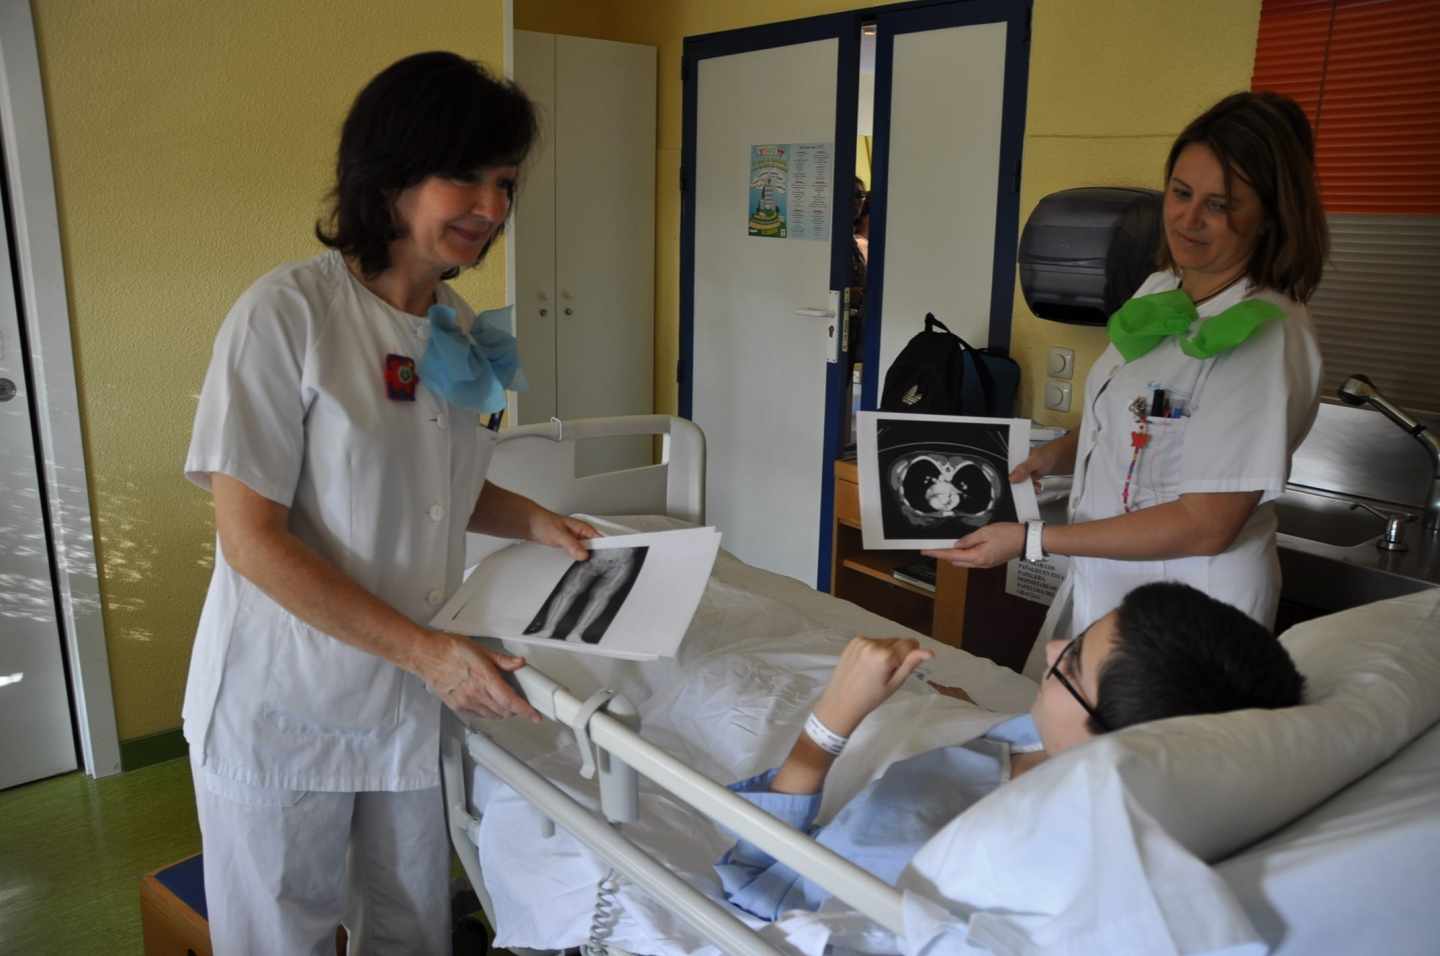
[1274,486,1435,617]
[1279,545,1434,616]
[1275,488,1390,547]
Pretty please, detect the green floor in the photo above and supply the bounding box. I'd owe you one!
[0,758,503,955]
[0,757,201,955]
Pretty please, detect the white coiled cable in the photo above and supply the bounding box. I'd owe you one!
[583,866,624,955]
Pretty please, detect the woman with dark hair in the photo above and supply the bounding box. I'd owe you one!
[928,91,1328,678]
[182,52,596,954]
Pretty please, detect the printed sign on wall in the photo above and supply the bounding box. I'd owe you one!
[748,142,833,241]
[1005,554,1069,606]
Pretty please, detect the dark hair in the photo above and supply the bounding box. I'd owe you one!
[1093,582,1305,734]
[1157,91,1329,303]
[315,51,539,277]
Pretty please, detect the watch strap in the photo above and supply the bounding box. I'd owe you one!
[1025,521,1046,562]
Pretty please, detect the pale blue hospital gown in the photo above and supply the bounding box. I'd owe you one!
[714,715,1040,921]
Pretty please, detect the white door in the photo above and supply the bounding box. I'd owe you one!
[690,35,849,587]
[873,19,1009,377]
[862,1,1029,405]
[514,30,559,428]
[555,35,655,476]
[0,194,77,789]
[515,32,656,476]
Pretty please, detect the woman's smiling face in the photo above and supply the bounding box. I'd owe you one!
[1163,143,1266,292]
[391,165,517,274]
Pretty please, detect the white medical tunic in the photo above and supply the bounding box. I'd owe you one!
[183,250,497,792]
[1052,271,1321,647]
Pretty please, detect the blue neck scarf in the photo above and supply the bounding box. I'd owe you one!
[419,303,526,413]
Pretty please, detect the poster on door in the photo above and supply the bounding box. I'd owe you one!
[748,142,833,241]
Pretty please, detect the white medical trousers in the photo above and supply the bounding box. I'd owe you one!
[191,759,450,956]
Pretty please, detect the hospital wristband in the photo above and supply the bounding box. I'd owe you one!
[804,712,849,756]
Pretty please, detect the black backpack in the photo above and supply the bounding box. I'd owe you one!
[880,313,1020,417]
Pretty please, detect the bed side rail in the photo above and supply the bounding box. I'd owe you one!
[485,415,705,525]
[495,663,908,937]
[464,728,786,956]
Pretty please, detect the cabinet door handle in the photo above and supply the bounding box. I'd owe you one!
[563,307,574,316]
[539,308,548,317]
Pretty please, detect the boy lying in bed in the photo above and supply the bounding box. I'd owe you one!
[715,581,1304,920]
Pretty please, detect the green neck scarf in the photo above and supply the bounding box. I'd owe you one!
[1107,288,1285,362]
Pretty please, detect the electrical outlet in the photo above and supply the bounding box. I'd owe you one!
[1044,380,1072,412]
[1047,346,1074,380]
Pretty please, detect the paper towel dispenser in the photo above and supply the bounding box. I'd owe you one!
[1018,186,1162,325]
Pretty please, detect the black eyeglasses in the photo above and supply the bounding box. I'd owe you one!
[1048,637,1108,732]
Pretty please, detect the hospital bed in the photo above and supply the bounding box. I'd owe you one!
[440,415,1440,956]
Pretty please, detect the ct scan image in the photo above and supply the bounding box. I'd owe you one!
[876,417,1018,540]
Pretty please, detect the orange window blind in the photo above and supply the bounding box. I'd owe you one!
[1254,0,1440,215]
[1253,0,1440,418]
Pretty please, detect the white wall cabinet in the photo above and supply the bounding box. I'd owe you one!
[514,31,655,474]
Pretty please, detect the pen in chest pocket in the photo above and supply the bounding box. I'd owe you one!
[1145,386,1190,420]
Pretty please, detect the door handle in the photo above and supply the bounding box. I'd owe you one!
[0,378,14,402]
[799,292,843,364]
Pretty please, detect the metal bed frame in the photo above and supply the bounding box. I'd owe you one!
[441,416,909,955]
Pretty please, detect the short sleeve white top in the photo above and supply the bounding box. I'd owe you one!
[1064,270,1322,638]
[183,250,498,791]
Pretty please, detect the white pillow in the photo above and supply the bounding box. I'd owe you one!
[887,588,1440,956]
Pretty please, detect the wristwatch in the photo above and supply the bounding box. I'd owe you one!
[1024,521,1047,563]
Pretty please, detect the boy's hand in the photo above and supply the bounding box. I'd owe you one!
[812,637,933,737]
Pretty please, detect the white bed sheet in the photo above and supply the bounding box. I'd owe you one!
[1218,718,1440,956]
[466,520,1440,956]
[466,515,1038,954]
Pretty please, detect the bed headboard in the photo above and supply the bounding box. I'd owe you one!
[466,415,705,565]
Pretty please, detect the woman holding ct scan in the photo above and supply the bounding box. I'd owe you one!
[182,52,596,954]
[928,92,1329,677]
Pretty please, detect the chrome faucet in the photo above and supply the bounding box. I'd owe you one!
[1338,374,1440,533]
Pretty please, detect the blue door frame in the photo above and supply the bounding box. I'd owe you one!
[679,0,1031,591]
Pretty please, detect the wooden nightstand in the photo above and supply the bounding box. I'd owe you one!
[831,458,1045,671]
[831,458,968,647]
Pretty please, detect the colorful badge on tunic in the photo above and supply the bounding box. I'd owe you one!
[1122,395,1151,512]
[384,354,419,401]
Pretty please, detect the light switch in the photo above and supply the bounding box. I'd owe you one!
[1048,346,1075,380]
[1044,380,1072,412]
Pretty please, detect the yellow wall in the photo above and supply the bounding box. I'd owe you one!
[857,136,872,189]
[1011,0,1261,426]
[31,0,508,741]
[516,0,1261,426]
